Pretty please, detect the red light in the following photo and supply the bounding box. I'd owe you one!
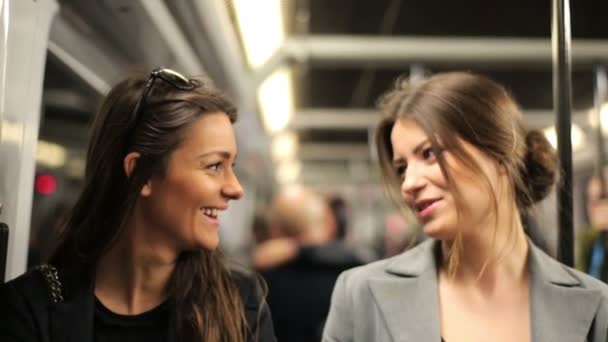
[35,174,57,195]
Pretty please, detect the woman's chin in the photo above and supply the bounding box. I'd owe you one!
[192,235,220,252]
[422,222,454,241]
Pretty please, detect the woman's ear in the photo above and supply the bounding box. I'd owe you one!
[123,152,140,178]
[124,152,152,197]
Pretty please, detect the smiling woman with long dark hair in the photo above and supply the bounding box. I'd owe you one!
[0,68,276,342]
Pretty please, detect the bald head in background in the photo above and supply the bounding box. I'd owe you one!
[259,186,366,342]
[268,185,337,245]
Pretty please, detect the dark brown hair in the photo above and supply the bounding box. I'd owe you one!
[50,75,249,342]
[375,71,558,271]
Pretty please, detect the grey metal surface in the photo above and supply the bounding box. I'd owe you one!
[0,0,58,281]
[552,0,574,266]
[291,108,588,131]
[273,36,608,69]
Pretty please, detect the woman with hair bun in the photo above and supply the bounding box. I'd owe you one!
[323,72,608,342]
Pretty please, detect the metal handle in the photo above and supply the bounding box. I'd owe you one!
[0,222,8,283]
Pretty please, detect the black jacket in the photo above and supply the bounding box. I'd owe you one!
[0,266,276,342]
[261,241,367,342]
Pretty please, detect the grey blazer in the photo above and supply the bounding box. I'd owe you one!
[322,239,608,342]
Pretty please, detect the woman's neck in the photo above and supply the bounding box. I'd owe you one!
[440,210,529,294]
[94,217,178,315]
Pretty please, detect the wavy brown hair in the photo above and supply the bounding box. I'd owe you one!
[375,71,558,273]
[50,74,250,342]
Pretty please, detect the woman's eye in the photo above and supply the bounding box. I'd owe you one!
[394,165,406,178]
[422,147,436,160]
[208,163,221,171]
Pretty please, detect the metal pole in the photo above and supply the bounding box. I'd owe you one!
[0,223,8,283]
[593,66,607,197]
[593,67,608,262]
[552,0,574,266]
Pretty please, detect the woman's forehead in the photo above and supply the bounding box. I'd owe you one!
[177,112,237,157]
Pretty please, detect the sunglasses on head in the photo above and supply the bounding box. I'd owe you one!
[124,67,196,153]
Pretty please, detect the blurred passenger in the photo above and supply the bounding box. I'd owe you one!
[250,208,300,272]
[323,72,608,341]
[251,209,274,245]
[577,169,608,281]
[327,195,348,239]
[260,185,365,342]
[0,68,275,342]
[382,211,418,257]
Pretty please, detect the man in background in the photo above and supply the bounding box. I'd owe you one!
[254,185,366,342]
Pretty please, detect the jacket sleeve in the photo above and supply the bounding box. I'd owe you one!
[589,294,608,342]
[0,280,40,342]
[322,271,353,342]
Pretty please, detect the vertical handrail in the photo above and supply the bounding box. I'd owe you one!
[593,67,607,259]
[552,0,574,266]
[593,66,607,197]
[0,223,8,283]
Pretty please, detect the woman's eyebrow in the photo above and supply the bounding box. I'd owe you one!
[412,139,430,154]
[196,150,233,160]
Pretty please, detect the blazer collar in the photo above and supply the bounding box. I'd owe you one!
[368,239,603,342]
[369,240,441,342]
[527,241,602,342]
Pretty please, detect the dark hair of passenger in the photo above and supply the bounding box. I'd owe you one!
[375,71,558,273]
[49,75,248,342]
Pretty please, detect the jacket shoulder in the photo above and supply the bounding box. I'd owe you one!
[229,266,264,308]
[228,267,277,342]
[0,268,52,341]
[0,268,51,308]
[563,265,608,297]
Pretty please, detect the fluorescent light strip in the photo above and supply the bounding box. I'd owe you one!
[272,130,298,161]
[543,124,586,151]
[258,68,294,134]
[232,0,285,68]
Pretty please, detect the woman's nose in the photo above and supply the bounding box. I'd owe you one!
[223,171,244,200]
[401,164,425,198]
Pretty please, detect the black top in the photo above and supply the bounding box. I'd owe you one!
[0,266,277,342]
[94,297,169,342]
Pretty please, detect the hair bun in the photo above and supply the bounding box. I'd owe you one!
[519,130,558,206]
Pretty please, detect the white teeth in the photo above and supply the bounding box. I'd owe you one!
[201,208,220,218]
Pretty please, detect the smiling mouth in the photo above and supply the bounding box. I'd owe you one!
[201,207,221,219]
[415,199,439,212]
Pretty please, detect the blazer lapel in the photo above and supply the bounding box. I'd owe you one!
[528,242,602,342]
[368,240,441,342]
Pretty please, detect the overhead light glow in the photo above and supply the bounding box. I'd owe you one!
[543,124,586,151]
[276,159,301,185]
[258,67,294,134]
[588,103,608,135]
[232,0,285,68]
[272,130,298,161]
[1,120,23,144]
[37,140,67,168]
